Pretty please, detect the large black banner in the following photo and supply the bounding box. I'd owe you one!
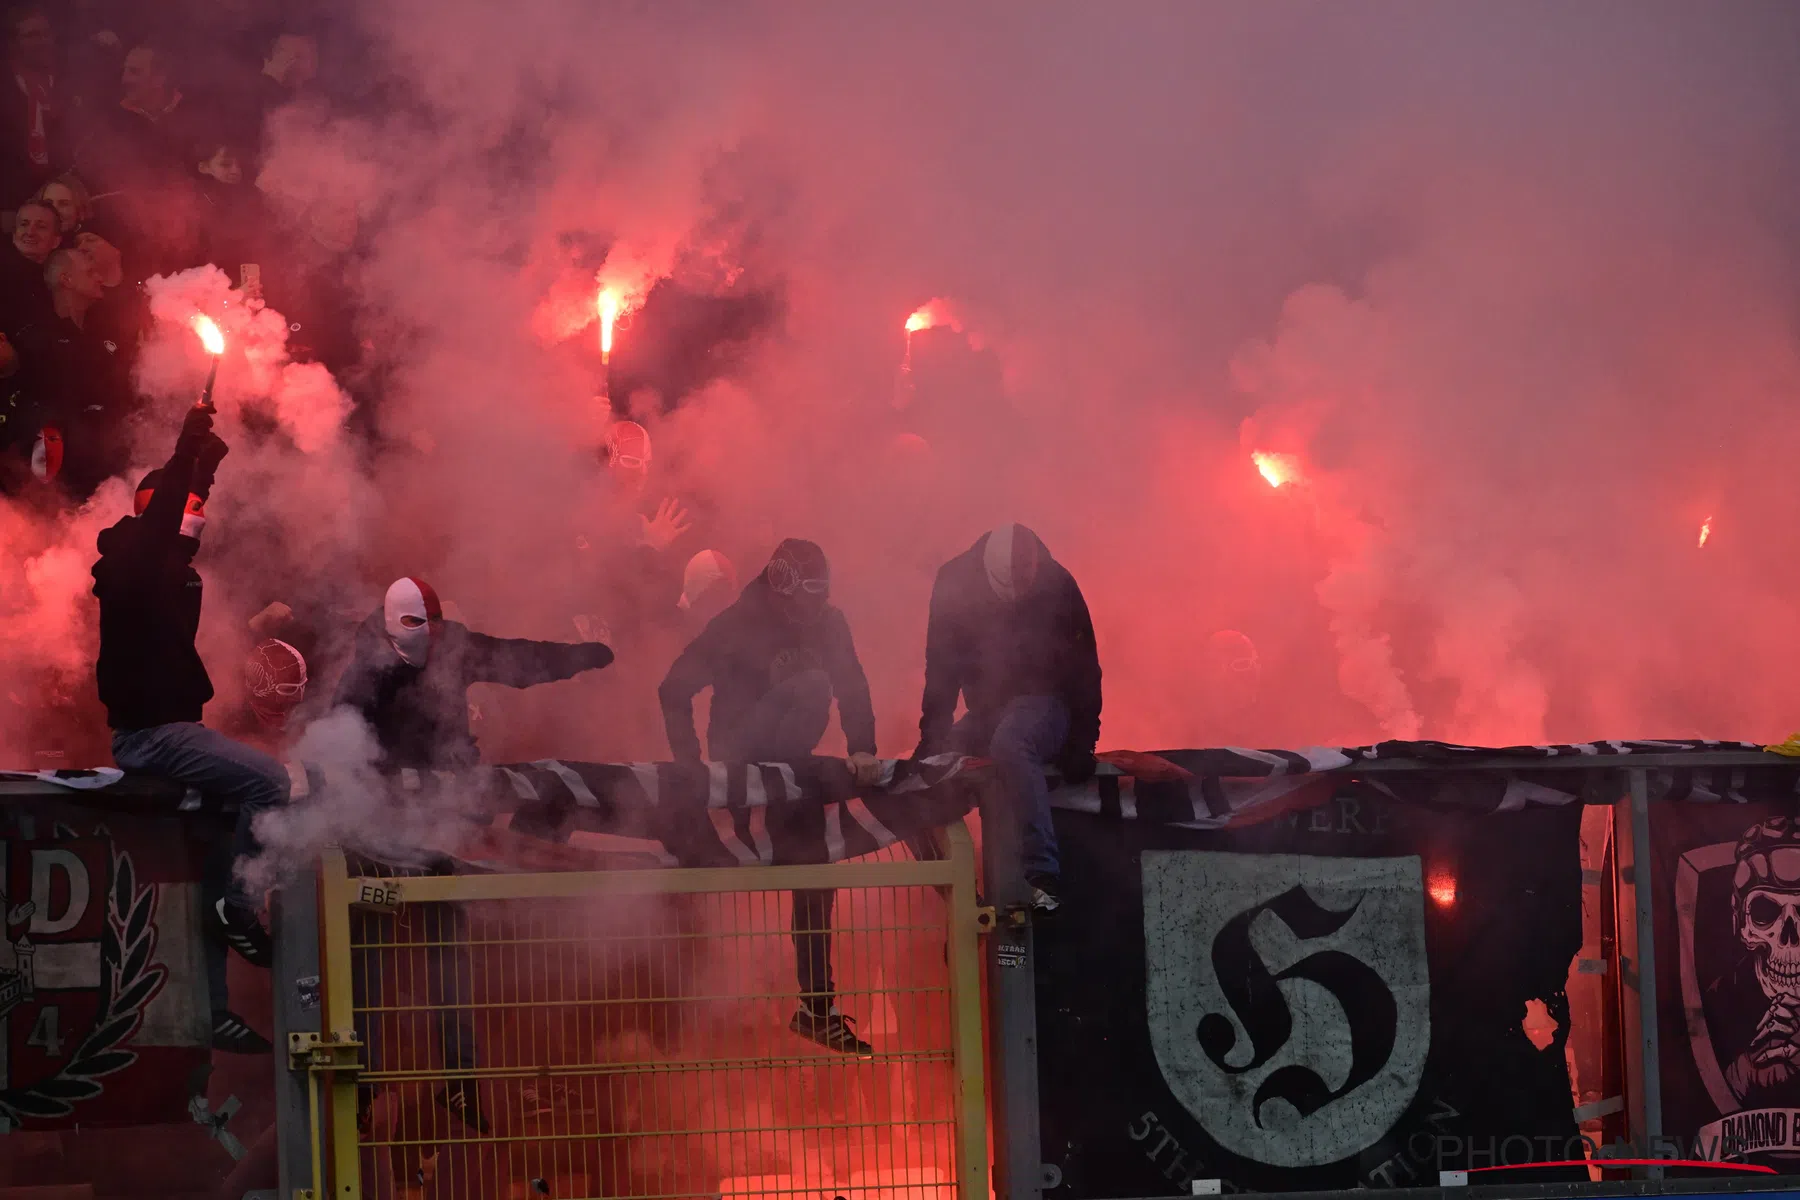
[1654,799,1800,1166]
[1037,785,1587,1194]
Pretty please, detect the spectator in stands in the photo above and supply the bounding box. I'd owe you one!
[256,33,316,117]
[0,7,60,206]
[91,406,283,1053]
[331,576,614,1135]
[76,41,197,194]
[33,171,91,236]
[915,524,1102,914]
[10,246,127,496]
[194,139,271,291]
[2,196,57,300]
[658,538,882,1055]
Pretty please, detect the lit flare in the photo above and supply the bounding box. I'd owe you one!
[597,288,621,362]
[1698,516,1713,549]
[1251,450,1299,489]
[191,314,225,356]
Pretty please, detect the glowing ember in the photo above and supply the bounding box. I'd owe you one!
[1427,867,1458,908]
[1251,450,1299,489]
[191,314,225,355]
[1698,515,1712,548]
[597,288,621,361]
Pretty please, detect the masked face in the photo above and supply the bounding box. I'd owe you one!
[180,493,206,541]
[383,576,442,666]
[982,523,1045,604]
[30,426,61,482]
[766,539,830,625]
[245,638,307,725]
[606,420,652,495]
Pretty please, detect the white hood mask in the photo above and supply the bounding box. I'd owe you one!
[383,576,442,666]
[983,523,1046,603]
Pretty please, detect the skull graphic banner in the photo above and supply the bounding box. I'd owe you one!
[1661,807,1800,1163]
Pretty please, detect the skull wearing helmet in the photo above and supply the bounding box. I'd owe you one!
[1733,818,1800,998]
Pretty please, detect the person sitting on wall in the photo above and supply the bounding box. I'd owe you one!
[914,523,1102,914]
[658,538,884,1056]
[91,404,283,1053]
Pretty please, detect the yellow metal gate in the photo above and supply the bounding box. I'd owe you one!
[299,822,989,1200]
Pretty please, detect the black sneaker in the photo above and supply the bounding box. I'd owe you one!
[1027,874,1061,913]
[211,1011,272,1054]
[436,1078,491,1135]
[789,1007,874,1057]
[212,898,272,968]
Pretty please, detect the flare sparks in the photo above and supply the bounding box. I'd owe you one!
[1251,451,1300,489]
[1698,515,1713,548]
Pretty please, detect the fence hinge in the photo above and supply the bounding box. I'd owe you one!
[974,905,997,933]
[288,1030,363,1077]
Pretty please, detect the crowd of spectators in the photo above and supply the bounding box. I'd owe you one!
[0,2,343,498]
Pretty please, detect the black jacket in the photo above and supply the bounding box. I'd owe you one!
[91,444,210,729]
[916,532,1101,757]
[333,614,613,770]
[658,574,876,762]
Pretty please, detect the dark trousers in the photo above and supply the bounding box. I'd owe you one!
[349,857,478,1085]
[714,670,839,1013]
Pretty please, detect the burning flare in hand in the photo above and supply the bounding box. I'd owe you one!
[597,288,621,363]
[191,314,225,410]
[191,314,225,355]
[1251,450,1300,489]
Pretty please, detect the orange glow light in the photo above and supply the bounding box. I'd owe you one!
[191,314,225,355]
[1427,867,1457,908]
[1251,450,1299,489]
[904,308,932,334]
[597,288,621,360]
[1698,515,1712,548]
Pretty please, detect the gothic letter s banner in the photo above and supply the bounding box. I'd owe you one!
[1656,804,1800,1167]
[1036,790,1585,1195]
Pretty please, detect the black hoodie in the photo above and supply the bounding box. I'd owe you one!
[333,613,613,770]
[91,445,210,729]
[658,573,876,762]
[916,529,1102,758]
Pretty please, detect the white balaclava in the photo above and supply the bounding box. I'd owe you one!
[982,523,1046,603]
[383,576,442,666]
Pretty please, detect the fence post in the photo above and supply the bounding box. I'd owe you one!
[983,780,1044,1200]
[272,868,322,1199]
[1627,767,1664,1176]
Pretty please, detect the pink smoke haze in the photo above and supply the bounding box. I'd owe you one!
[9,3,1800,767]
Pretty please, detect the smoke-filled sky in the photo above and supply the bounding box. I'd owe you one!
[13,0,1800,763]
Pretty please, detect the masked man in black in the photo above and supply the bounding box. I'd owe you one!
[659,538,883,1055]
[93,405,283,1052]
[916,524,1102,912]
[332,574,614,1134]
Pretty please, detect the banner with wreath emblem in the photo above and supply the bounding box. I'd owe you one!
[0,802,211,1129]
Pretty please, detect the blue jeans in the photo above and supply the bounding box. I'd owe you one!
[112,722,288,909]
[954,695,1068,880]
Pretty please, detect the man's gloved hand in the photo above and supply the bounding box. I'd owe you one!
[192,433,229,498]
[1055,747,1098,786]
[175,405,215,458]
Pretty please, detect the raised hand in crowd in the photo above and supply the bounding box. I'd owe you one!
[638,496,692,552]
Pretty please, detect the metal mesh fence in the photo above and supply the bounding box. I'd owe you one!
[322,833,985,1200]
